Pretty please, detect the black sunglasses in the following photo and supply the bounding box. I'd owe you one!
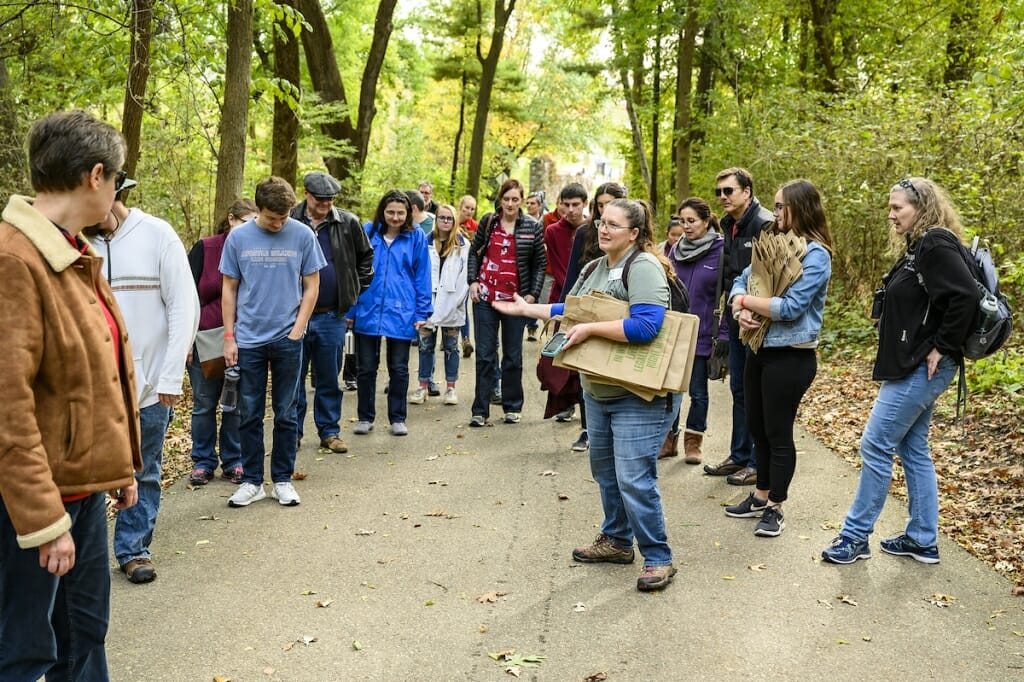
[114,169,128,192]
[897,178,920,201]
[715,186,741,197]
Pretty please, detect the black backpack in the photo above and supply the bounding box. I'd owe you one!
[915,231,1012,360]
[582,250,689,313]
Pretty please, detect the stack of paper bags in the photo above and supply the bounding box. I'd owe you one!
[553,291,699,400]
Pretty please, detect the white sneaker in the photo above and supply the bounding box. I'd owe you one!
[228,482,266,507]
[270,481,301,506]
[443,388,458,405]
[409,387,427,404]
[354,421,373,435]
[391,422,408,436]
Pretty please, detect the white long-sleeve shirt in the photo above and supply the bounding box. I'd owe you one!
[88,207,199,408]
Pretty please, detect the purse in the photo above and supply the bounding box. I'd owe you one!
[194,326,226,380]
[706,249,729,382]
[535,318,580,396]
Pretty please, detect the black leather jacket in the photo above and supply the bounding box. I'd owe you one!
[290,202,374,312]
[467,211,547,301]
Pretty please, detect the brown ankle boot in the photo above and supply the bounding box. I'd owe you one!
[658,431,679,459]
[683,432,703,464]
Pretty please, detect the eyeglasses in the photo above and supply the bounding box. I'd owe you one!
[114,170,128,192]
[436,215,455,223]
[897,178,920,201]
[596,219,631,231]
[774,203,787,211]
[715,186,742,197]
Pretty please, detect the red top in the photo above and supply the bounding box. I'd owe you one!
[461,218,479,238]
[477,226,519,302]
[544,217,580,304]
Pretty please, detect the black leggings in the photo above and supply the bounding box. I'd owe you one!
[744,346,816,504]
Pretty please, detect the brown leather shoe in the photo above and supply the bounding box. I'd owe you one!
[657,431,679,459]
[727,466,757,485]
[121,558,156,584]
[703,457,742,476]
[683,433,703,464]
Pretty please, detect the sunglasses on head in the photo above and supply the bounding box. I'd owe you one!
[897,178,920,201]
[715,186,742,197]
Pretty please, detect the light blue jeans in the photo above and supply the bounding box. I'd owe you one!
[840,357,957,548]
[114,402,171,565]
[584,392,679,566]
[418,326,460,384]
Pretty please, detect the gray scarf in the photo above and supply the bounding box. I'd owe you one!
[670,227,719,263]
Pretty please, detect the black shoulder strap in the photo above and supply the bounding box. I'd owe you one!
[618,249,645,289]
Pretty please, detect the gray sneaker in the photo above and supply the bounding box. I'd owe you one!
[504,412,521,424]
[409,387,427,404]
[353,421,373,435]
[228,482,266,507]
[391,422,408,436]
[724,492,768,518]
[270,481,300,506]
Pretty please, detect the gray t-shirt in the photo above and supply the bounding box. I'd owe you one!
[220,218,327,347]
[568,248,670,400]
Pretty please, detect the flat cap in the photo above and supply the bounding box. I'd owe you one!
[303,171,340,198]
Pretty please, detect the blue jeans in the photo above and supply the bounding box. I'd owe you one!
[1,493,110,681]
[355,333,412,424]
[584,392,679,566]
[187,353,241,474]
[237,335,303,485]
[296,311,345,441]
[418,326,460,384]
[683,355,710,433]
[840,357,957,547]
[472,301,527,418]
[461,300,471,341]
[728,335,755,467]
[114,402,171,565]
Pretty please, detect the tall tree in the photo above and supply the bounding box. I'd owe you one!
[297,0,397,197]
[121,0,154,181]
[673,0,698,200]
[464,0,516,199]
[272,0,300,187]
[944,0,980,85]
[214,0,253,225]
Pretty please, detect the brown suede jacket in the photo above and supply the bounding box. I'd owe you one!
[0,195,142,549]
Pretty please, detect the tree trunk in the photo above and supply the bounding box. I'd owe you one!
[449,67,468,199]
[121,0,154,182]
[465,0,517,200]
[620,67,651,196]
[214,0,253,227]
[298,0,396,196]
[944,0,980,85]
[673,0,698,201]
[691,15,716,148]
[808,0,839,93]
[651,3,662,212]
[0,58,24,187]
[272,0,300,187]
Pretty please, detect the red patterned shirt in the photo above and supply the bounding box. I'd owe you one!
[477,226,519,302]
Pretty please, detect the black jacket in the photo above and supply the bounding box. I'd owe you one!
[873,228,977,380]
[290,202,374,312]
[467,211,547,301]
[721,198,773,335]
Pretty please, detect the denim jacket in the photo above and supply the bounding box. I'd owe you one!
[729,240,831,348]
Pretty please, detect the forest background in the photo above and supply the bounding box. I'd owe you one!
[0,1,1021,586]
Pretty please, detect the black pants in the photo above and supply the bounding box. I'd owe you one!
[744,346,817,504]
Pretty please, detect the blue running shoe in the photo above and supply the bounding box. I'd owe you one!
[821,535,871,564]
[880,534,939,564]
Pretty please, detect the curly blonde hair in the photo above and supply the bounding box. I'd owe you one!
[889,177,964,256]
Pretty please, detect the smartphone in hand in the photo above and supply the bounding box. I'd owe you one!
[541,331,569,357]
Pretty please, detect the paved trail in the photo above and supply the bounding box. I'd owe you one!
[108,350,1024,681]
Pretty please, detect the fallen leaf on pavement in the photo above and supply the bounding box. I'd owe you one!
[558,493,570,500]
[573,603,586,612]
[479,624,489,633]
[835,639,849,645]
[748,563,767,572]
[292,472,307,480]
[584,673,609,681]
[315,599,333,608]
[477,591,509,603]
[862,636,872,642]
[198,515,219,521]
[263,666,275,675]
[927,593,957,607]
[352,640,362,651]
[355,529,375,536]
[300,589,316,596]
[820,521,841,530]
[1012,586,1024,597]
[300,636,317,646]
[721,575,736,580]
[213,676,231,682]
[488,649,516,661]
[539,470,558,476]
[837,594,859,606]
[817,599,834,610]
[196,539,210,545]
[505,667,521,678]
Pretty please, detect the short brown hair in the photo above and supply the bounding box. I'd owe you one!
[254,176,297,214]
[28,110,125,193]
[715,167,754,193]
